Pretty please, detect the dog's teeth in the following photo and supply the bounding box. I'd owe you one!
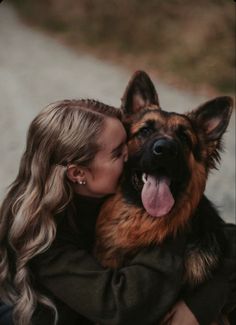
[142,173,147,183]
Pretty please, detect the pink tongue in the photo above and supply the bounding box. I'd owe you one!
[141,175,175,217]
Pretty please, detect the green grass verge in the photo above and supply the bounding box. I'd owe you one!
[10,0,235,94]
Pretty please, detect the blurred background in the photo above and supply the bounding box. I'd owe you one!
[0,0,235,222]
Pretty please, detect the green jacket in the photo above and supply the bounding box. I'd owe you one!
[30,194,234,325]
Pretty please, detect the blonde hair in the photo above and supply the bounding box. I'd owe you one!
[0,99,122,325]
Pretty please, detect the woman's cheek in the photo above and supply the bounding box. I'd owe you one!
[115,161,124,184]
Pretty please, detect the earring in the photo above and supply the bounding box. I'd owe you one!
[78,180,86,185]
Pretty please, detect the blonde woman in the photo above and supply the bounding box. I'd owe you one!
[0,99,235,325]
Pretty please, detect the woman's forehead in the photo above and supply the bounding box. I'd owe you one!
[97,118,126,151]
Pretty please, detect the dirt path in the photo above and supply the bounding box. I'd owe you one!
[0,2,235,222]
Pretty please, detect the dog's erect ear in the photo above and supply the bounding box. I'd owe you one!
[121,71,160,115]
[189,96,233,141]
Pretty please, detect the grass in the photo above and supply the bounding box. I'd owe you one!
[10,0,235,95]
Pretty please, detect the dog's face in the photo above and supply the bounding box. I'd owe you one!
[124,108,193,217]
[120,71,233,219]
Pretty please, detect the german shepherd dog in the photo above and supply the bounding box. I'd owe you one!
[94,71,233,287]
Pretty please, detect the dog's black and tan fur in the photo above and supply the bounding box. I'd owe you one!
[95,71,233,288]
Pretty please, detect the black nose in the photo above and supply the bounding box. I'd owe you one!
[152,139,178,157]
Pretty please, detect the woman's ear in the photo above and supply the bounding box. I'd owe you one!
[66,164,86,184]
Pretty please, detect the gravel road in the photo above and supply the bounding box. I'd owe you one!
[0,2,235,223]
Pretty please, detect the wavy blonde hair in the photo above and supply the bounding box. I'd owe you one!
[0,99,122,325]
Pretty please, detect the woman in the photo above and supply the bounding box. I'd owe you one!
[0,99,235,325]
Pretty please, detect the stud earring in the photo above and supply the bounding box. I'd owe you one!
[78,180,86,185]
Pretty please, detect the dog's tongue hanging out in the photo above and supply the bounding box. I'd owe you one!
[141,174,175,217]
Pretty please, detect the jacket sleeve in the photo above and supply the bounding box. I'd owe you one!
[184,223,236,325]
[184,272,229,325]
[31,236,186,325]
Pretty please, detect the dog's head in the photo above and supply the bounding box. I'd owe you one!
[120,71,233,220]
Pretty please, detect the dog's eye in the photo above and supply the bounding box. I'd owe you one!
[138,127,153,138]
[178,130,191,146]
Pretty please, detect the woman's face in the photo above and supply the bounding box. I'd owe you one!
[75,117,128,197]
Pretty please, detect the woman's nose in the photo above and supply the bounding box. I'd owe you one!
[123,145,128,162]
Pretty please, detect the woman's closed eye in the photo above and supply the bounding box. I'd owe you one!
[112,148,124,159]
[111,143,127,160]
